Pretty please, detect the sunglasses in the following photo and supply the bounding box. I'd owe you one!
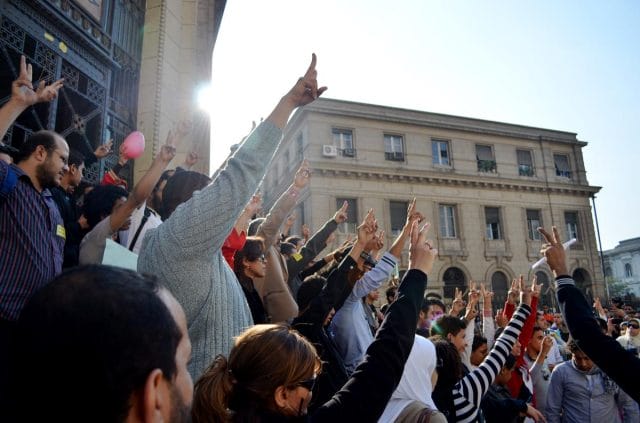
[295,375,317,391]
[630,324,640,329]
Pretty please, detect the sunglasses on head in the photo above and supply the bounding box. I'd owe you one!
[295,375,317,391]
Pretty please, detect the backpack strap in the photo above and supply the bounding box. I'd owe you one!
[128,206,152,251]
[0,165,19,204]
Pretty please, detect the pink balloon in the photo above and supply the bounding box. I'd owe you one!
[122,131,145,159]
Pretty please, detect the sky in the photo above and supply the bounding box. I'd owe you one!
[204,0,640,251]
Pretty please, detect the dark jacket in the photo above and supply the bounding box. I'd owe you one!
[556,276,640,402]
[287,219,338,298]
[50,186,84,268]
[481,384,527,423]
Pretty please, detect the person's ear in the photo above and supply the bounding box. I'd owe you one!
[419,310,426,320]
[138,368,170,423]
[68,164,78,175]
[34,145,48,162]
[274,385,289,409]
[446,333,454,343]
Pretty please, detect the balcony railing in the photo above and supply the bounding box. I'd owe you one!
[342,148,356,157]
[556,169,572,179]
[385,151,405,161]
[477,159,497,173]
[518,164,535,176]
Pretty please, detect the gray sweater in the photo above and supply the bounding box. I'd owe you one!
[138,121,282,379]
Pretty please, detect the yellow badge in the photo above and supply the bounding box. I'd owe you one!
[56,224,66,240]
[292,252,303,262]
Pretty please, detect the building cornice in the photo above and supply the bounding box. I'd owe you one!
[312,165,601,197]
[292,98,585,145]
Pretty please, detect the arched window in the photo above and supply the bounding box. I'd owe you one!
[572,268,592,300]
[443,267,466,301]
[491,271,509,308]
[625,263,633,278]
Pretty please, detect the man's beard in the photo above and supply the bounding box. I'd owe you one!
[36,160,59,189]
[169,384,192,423]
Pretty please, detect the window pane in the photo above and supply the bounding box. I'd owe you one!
[485,207,501,240]
[554,154,571,178]
[526,209,542,240]
[390,201,408,234]
[432,139,450,166]
[476,145,493,160]
[439,205,457,238]
[332,129,353,149]
[564,211,579,240]
[517,150,533,166]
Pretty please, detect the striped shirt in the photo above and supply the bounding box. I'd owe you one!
[0,161,64,321]
[453,304,531,423]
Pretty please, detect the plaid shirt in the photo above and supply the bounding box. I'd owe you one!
[0,160,64,321]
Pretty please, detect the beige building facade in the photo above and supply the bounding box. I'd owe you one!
[263,98,604,307]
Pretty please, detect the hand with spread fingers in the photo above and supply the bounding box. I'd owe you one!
[94,139,113,159]
[450,287,466,316]
[293,159,311,189]
[537,226,569,276]
[12,55,63,107]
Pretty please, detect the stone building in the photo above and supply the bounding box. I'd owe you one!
[263,98,604,307]
[604,237,640,298]
[0,0,225,182]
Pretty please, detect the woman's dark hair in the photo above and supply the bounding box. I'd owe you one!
[285,236,303,247]
[430,315,467,338]
[192,324,321,422]
[431,338,463,420]
[233,237,265,277]
[82,184,129,229]
[161,170,211,220]
[280,242,297,256]
[13,265,181,423]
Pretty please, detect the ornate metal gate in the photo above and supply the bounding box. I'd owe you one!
[0,0,144,184]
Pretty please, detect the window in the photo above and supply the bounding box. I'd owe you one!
[554,154,572,178]
[336,198,358,233]
[439,205,457,238]
[476,144,496,172]
[491,271,509,307]
[485,207,502,240]
[443,267,466,300]
[517,149,534,176]
[296,134,304,160]
[625,263,633,278]
[384,134,405,161]
[332,128,355,157]
[389,201,408,235]
[432,139,450,166]
[565,211,579,240]
[526,209,542,240]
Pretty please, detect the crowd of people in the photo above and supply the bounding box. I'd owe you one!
[1,53,640,423]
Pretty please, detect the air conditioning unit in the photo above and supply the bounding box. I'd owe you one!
[322,145,338,157]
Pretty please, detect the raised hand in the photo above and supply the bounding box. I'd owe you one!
[530,275,542,298]
[245,193,262,215]
[302,224,311,240]
[480,283,494,307]
[166,120,192,147]
[12,56,63,107]
[538,226,569,276]
[518,275,532,307]
[356,209,377,246]
[293,159,311,189]
[407,220,437,275]
[507,278,520,305]
[284,53,327,109]
[450,287,466,316]
[184,151,199,168]
[94,139,113,159]
[495,308,508,328]
[465,280,480,321]
[541,336,553,356]
[333,200,349,224]
[284,212,296,229]
[404,198,424,229]
[157,143,177,164]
